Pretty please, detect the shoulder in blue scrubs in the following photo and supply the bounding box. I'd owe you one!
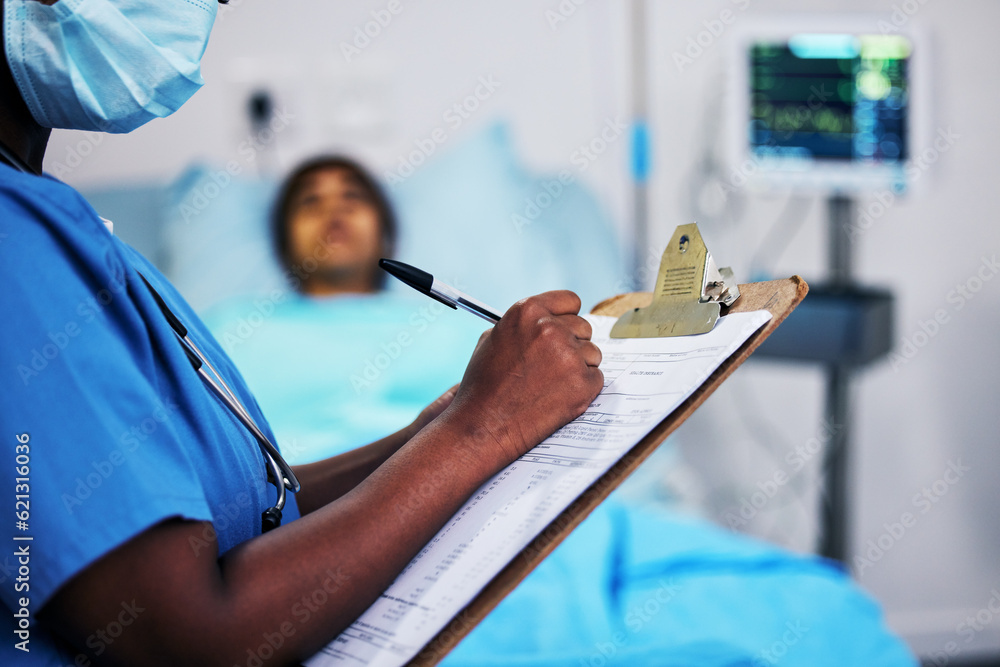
[0,163,298,665]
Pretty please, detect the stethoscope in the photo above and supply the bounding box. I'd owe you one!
[137,274,300,531]
[1,141,299,532]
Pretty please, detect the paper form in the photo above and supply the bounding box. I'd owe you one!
[307,310,772,667]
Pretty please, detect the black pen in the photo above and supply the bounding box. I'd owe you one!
[379,259,503,324]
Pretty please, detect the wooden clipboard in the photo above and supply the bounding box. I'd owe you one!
[408,276,809,666]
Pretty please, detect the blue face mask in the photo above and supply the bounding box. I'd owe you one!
[3,0,217,133]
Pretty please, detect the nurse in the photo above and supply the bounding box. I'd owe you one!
[0,1,602,665]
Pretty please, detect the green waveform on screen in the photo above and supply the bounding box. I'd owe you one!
[754,104,853,135]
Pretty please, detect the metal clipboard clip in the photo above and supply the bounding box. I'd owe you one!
[611,223,740,338]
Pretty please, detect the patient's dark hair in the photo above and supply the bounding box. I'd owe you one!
[272,155,397,290]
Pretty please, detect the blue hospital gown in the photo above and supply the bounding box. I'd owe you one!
[203,292,488,463]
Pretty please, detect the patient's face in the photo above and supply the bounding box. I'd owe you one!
[287,167,383,295]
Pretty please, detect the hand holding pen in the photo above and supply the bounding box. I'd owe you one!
[379,258,604,469]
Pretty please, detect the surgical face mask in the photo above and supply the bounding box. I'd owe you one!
[3,0,217,133]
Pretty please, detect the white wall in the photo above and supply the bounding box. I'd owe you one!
[49,0,632,239]
[44,0,1000,658]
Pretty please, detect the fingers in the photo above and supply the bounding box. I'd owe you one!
[583,365,605,400]
[560,314,593,342]
[579,340,602,368]
[505,292,598,365]
[509,292,591,340]
[518,290,582,317]
[436,384,459,408]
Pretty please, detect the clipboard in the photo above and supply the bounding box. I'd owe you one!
[408,275,809,666]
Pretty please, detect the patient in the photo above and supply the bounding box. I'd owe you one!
[206,155,486,460]
[205,155,917,666]
[271,155,394,298]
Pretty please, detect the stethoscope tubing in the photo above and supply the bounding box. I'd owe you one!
[136,271,299,530]
[184,333,300,496]
[187,338,300,516]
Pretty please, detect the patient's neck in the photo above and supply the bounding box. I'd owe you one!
[300,273,379,298]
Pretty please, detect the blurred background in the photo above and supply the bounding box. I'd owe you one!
[44,0,1000,662]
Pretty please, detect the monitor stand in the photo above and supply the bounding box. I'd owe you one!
[753,194,896,563]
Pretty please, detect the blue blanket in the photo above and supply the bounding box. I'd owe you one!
[446,500,914,665]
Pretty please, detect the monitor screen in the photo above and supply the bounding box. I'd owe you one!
[749,35,910,164]
[728,20,927,194]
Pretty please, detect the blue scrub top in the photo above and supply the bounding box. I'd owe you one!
[0,163,299,665]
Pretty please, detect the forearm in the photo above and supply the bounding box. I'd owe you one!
[292,421,418,515]
[215,413,497,663]
[44,412,501,666]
